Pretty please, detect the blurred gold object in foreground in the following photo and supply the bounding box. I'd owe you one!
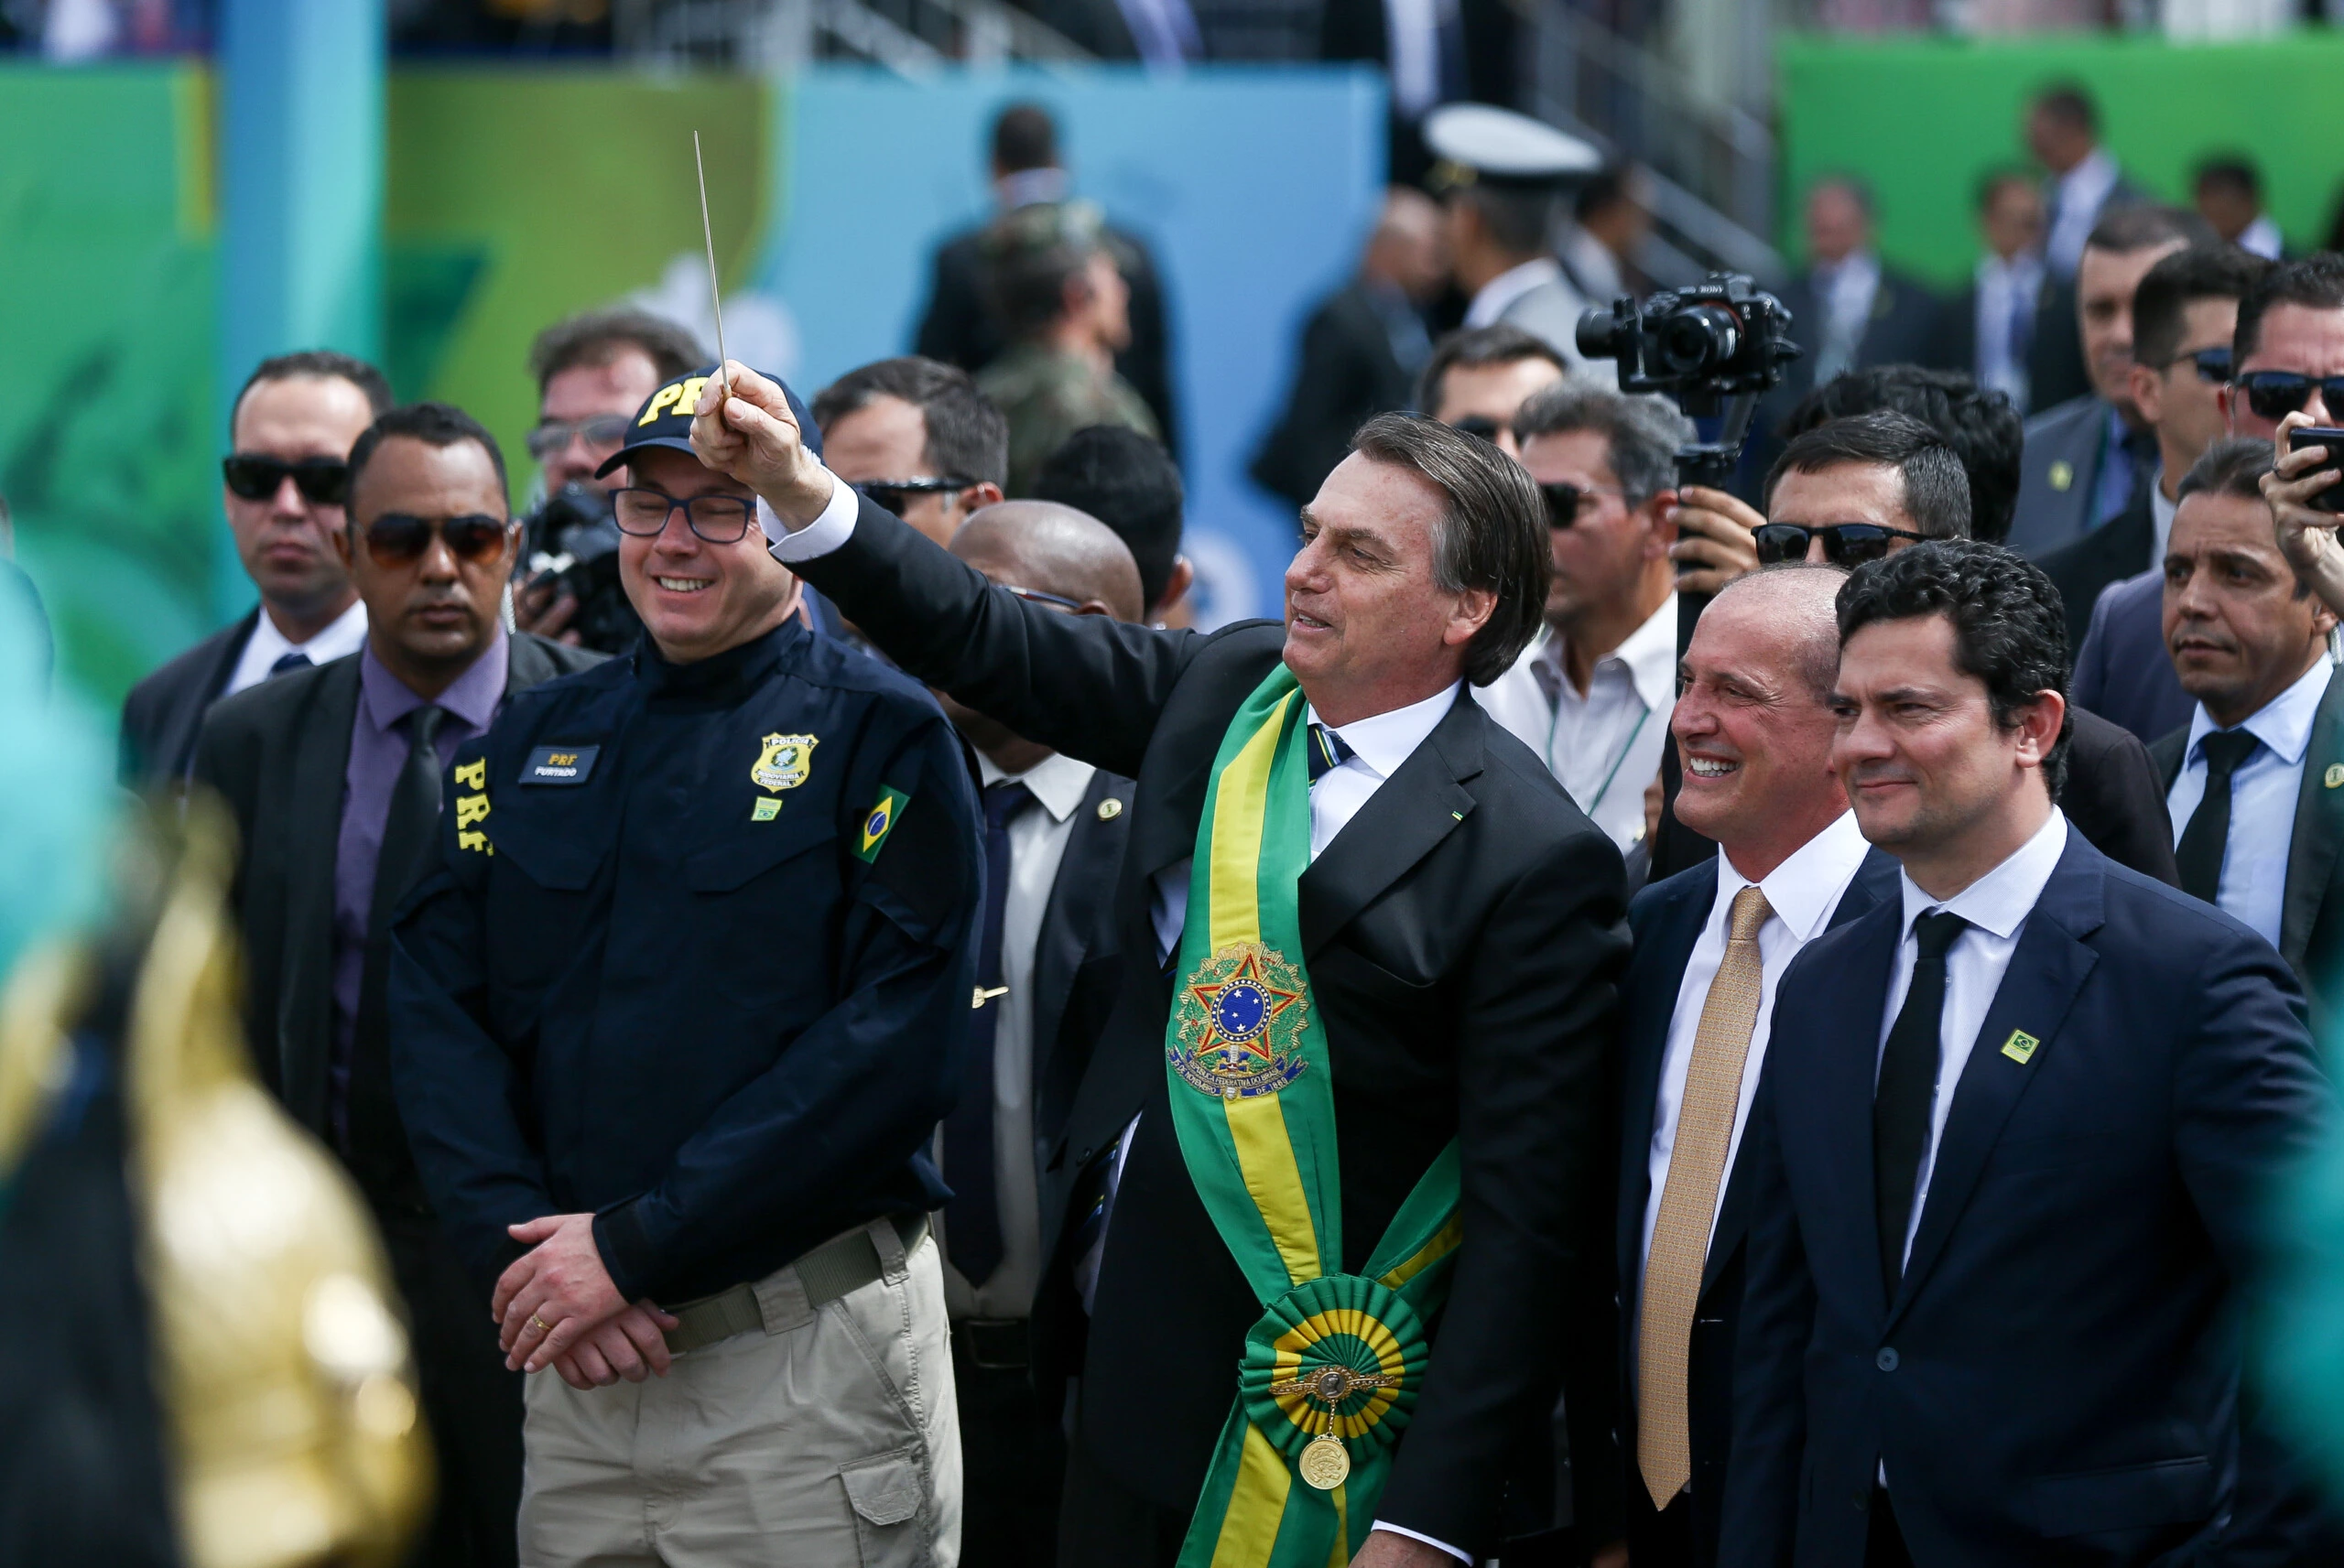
[77,800,428,1566]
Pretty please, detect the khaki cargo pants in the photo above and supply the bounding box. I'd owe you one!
[516,1218,961,1566]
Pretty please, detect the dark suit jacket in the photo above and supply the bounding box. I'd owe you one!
[2150,665,2344,1035]
[2074,569,2194,747]
[1768,265,1941,413]
[189,633,602,1206]
[796,497,1631,1555]
[1721,830,2328,1568]
[1614,845,1901,1568]
[1250,278,1423,510]
[915,220,1179,462]
[2024,274,2093,417]
[117,610,257,786]
[1031,766,1136,1161]
[2040,482,2154,652]
[2010,395,2125,557]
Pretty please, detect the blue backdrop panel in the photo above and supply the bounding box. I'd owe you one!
[757,66,1388,627]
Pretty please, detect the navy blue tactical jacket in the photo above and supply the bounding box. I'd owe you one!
[388,617,980,1304]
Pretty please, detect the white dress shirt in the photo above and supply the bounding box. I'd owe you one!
[2239,212,2285,261]
[944,750,1098,1323]
[2165,654,2334,951]
[1481,600,1677,854]
[1972,249,2045,408]
[2046,148,2121,277]
[2151,470,2178,572]
[222,597,368,697]
[1463,255,1567,330]
[1811,251,1883,383]
[1879,809,2069,1270]
[1642,810,1872,1272]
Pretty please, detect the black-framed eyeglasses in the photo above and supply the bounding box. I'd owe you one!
[610,487,758,544]
[1540,481,1627,528]
[853,477,973,514]
[223,453,348,505]
[2238,370,2344,421]
[525,415,633,462]
[1450,416,1503,445]
[1753,522,1926,567]
[1002,583,1085,612]
[2181,346,2233,384]
[358,512,512,569]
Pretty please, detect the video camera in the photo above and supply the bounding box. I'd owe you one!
[522,482,644,655]
[1575,272,1801,489]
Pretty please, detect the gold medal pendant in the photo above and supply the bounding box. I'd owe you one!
[1298,1433,1351,1491]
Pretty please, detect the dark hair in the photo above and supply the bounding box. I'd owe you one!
[345,402,509,510]
[1511,382,1695,506]
[1765,410,1972,541]
[2177,434,2276,504]
[1031,426,1183,611]
[2031,83,2098,135]
[982,201,1108,340]
[1415,323,1567,416]
[1836,539,2072,799]
[1973,167,2035,213]
[527,308,704,395]
[2131,245,2272,370]
[812,356,1009,490]
[2194,156,2261,202]
[1457,184,1555,258]
[1348,413,1550,687]
[1783,365,2023,543]
[1808,174,1874,219]
[2084,203,2211,257]
[231,351,393,439]
[992,103,1058,174]
[2235,253,2344,369]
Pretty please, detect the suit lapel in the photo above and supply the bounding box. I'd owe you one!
[1297,697,1481,958]
[1032,772,1129,1106]
[274,657,362,1132]
[2280,668,2344,970]
[1891,838,2104,1322]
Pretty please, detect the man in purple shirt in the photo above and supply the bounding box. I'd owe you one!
[195,402,602,1568]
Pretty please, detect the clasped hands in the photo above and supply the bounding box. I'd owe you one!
[492,1212,680,1390]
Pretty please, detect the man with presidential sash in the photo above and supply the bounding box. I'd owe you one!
[694,365,1630,1567]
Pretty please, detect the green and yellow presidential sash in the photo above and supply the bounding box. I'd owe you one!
[1165,665,1463,1568]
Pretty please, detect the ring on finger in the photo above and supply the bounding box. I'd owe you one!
[530,1314,553,1336]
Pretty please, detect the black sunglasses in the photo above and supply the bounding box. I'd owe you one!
[223,453,349,505]
[1753,522,1926,567]
[525,415,633,462]
[1540,481,1627,528]
[2238,370,2344,421]
[2182,346,2233,384]
[359,513,511,569]
[852,477,974,514]
[611,487,758,544]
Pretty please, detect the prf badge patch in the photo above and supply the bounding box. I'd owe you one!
[856,786,911,862]
[521,745,599,785]
[2001,1029,2041,1065]
[753,733,817,794]
[453,759,494,854]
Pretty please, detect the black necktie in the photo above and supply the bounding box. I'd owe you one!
[2175,730,2261,907]
[269,650,312,677]
[946,779,1033,1287]
[1307,722,1355,784]
[347,705,444,1155]
[1874,911,1969,1301]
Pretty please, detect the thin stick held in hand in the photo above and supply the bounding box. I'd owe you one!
[694,130,730,400]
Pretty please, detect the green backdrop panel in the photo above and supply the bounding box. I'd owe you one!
[1778,33,2344,287]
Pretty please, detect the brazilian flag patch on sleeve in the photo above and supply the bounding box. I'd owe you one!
[855,785,912,862]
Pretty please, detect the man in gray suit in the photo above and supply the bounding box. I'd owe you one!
[2008,206,2204,557]
[1424,103,1601,373]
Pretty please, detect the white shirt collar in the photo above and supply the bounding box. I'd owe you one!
[1977,248,2044,289]
[2239,212,2285,261]
[2186,654,2335,770]
[2059,147,2119,208]
[976,748,1098,823]
[1544,592,1677,713]
[1897,808,2069,944]
[1308,680,1462,781]
[1465,256,1563,329]
[1717,808,1872,943]
[245,597,368,667]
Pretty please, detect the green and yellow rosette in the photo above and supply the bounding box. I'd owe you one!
[1165,666,1463,1568]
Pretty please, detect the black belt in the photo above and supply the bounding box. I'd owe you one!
[957,1316,1030,1371]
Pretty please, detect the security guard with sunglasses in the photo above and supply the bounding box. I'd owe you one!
[388,365,980,1567]
[195,400,603,1567]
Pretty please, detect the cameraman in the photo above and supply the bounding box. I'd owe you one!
[515,309,706,644]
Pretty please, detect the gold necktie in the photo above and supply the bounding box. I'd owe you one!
[1637,883,1773,1508]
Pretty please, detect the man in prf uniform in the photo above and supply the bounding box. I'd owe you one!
[389,364,981,1566]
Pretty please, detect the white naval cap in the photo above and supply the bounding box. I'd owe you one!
[1423,103,1603,190]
